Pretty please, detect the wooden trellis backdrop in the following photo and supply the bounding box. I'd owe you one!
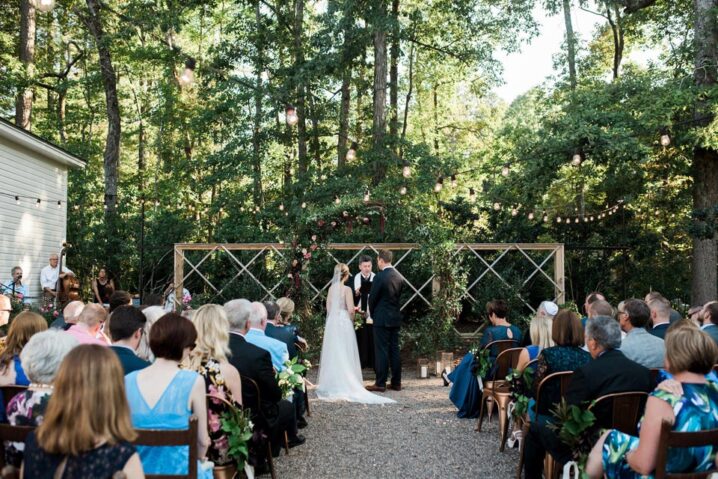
[173,243,565,335]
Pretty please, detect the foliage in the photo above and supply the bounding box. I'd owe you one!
[507,367,534,421]
[276,357,308,399]
[548,399,599,476]
[472,348,491,379]
[220,403,254,470]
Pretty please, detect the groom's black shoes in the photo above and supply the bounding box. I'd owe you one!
[365,384,386,392]
[387,384,402,391]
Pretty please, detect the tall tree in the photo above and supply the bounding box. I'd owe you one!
[16,0,35,130]
[372,0,388,181]
[562,0,578,88]
[389,0,399,145]
[294,0,309,179]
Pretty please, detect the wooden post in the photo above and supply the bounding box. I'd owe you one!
[554,244,565,304]
[174,245,185,311]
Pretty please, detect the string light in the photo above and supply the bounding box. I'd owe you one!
[57,201,61,209]
[363,190,370,202]
[450,175,457,188]
[511,208,518,217]
[301,202,307,209]
[178,58,196,87]
[434,177,444,193]
[468,188,476,201]
[493,202,501,211]
[279,203,284,211]
[402,162,411,178]
[33,0,55,13]
[346,141,358,162]
[528,212,534,220]
[285,105,299,126]
[400,186,407,195]
[660,129,671,147]
[14,196,19,205]
[575,218,579,223]
[334,195,341,205]
[571,151,582,166]
[501,164,510,177]
[557,216,562,223]
[35,199,41,208]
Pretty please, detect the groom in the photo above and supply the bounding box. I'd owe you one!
[366,249,404,392]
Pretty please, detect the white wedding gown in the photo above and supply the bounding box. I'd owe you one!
[315,281,395,404]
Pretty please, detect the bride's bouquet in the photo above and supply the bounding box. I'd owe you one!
[353,311,365,330]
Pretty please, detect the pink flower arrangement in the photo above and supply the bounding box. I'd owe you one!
[208,410,221,432]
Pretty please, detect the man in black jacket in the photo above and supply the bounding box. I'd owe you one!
[366,249,404,392]
[523,316,652,479]
[224,298,304,457]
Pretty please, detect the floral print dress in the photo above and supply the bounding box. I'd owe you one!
[602,381,718,478]
[196,358,237,466]
[5,390,52,467]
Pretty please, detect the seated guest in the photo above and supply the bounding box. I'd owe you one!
[586,326,718,478]
[479,299,522,360]
[125,313,211,479]
[188,304,243,467]
[245,302,289,371]
[581,291,606,328]
[109,290,133,313]
[108,305,151,374]
[224,299,304,458]
[647,295,672,339]
[588,299,614,324]
[523,316,652,479]
[645,291,682,323]
[141,293,163,307]
[22,345,144,478]
[0,311,47,386]
[619,299,666,368]
[64,303,109,346]
[700,301,718,345]
[5,330,78,467]
[516,301,557,372]
[49,300,84,330]
[531,310,591,421]
[136,305,164,362]
[277,297,308,348]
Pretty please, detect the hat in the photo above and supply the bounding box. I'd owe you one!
[540,301,559,316]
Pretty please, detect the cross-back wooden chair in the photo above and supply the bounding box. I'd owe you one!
[589,391,649,436]
[0,386,27,409]
[0,423,35,479]
[498,357,539,452]
[654,421,718,479]
[132,416,198,479]
[515,370,574,479]
[482,339,519,357]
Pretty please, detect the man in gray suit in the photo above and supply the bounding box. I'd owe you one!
[618,299,665,369]
[700,301,718,345]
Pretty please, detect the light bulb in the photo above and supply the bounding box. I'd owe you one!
[501,164,510,177]
[571,153,582,166]
[34,0,55,13]
[660,133,671,147]
[346,141,358,161]
[583,217,588,222]
[575,218,579,223]
[285,105,299,126]
[14,196,19,205]
[557,216,562,223]
[402,165,411,178]
[468,188,476,201]
[450,175,457,188]
[493,202,501,211]
[511,208,518,216]
[434,177,444,193]
[301,202,307,209]
[590,216,594,221]
[57,201,61,209]
[279,203,284,211]
[400,186,407,195]
[543,215,548,222]
[528,212,534,220]
[334,196,341,205]
[363,191,370,202]
[35,199,41,208]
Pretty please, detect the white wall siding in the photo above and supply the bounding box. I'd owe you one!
[0,137,69,302]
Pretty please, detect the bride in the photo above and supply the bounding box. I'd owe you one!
[315,263,395,404]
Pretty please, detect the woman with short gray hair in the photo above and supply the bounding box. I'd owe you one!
[5,329,78,467]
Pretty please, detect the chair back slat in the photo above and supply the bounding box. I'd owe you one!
[0,386,28,408]
[132,417,198,479]
[491,348,524,382]
[534,371,573,417]
[655,421,718,479]
[590,392,648,436]
[482,339,518,356]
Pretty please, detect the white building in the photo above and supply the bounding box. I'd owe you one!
[0,118,86,302]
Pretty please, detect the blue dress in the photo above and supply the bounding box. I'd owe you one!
[125,369,212,479]
[480,325,522,360]
[602,381,718,478]
[13,356,29,386]
[448,353,482,418]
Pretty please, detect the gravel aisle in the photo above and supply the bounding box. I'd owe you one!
[271,369,520,479]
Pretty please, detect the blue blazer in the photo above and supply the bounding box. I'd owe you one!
[110,346,150,375]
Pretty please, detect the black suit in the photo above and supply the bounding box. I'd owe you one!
[227,332,297,453]
[524,349,652,479]
[110,346,150,375]
[649,322,670,340]
[368,266,404,387]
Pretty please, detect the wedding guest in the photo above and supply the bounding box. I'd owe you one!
[581,291,606,328]
[245,302,289,371]
[136,305,164,362]
[5,330,78,468]
[49,300,84,330]
[523,316,652,479]
[700,301,718,345]
[619,299,666,368]
[125,313,211,479]
[480,299,522,359]
[645,291,682,323]
[188,304,243,467]
[21,345,144,478]
[531,309,591,422]
[516,301,557,372]
[224,299,304,459]
[91,267,115,304]
[109,290,133,313]
[0,311,47,386]
[586,327,718,478]
[588,299,614,322]
[276,297,308,348]
[108,305,151,374]
[647,295,672,339]
[64,303,109,346]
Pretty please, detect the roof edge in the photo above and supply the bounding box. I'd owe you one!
[0,118,87,169]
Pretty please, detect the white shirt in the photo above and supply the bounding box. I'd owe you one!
[40,264,73,290]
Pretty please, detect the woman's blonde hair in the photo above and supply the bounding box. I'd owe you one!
[335,263,350,281]
[0,311,47,372]
[36,345,136,455]
[665,327,718,375]
[276,297,295,323]
[530,314,555,349]
[188,304,231,369]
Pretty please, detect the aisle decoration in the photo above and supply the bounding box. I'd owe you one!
[547,399,598,478]
[276,357,308,399]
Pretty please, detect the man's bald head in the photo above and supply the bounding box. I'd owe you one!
[77,303,107,328]
[63,301,85,325]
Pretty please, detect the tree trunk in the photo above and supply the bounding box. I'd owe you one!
[57,91,66,145]
[606,2,624,80]
[16,0,36,130]
[252,0,264,206]
[433,84,440,152]
[372,1,388,183]
[294,0,309,179]
[690,0,718,303]
[562,0,577,89]
[389,0,400,145]
[338,69,352,167]
[308,94,321,170]
[399,42,415,160]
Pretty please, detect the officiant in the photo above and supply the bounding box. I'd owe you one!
[353,255,375,369]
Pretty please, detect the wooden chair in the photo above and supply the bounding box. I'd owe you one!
[515,371,574,479]
[482,339,519,357]
[499,357,539,452]
[589,391,649,436]
[132,417,198,479]
[0,386,27,408]
[654,421,718,479]
[294,341,311,417]
[476,348,524,449]
[0,423,35,479]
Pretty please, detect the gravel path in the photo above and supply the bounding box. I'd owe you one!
[271,368,520,479]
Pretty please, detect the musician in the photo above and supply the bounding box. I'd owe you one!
[40,253,74,299]
[91,267,115,304]
[2,267,28,303]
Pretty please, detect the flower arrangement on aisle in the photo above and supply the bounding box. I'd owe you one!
[219,401,255,470]
[276,357,308,399]
[547,399,598,477]
[472,348,491,379]
[507,367,534,421]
